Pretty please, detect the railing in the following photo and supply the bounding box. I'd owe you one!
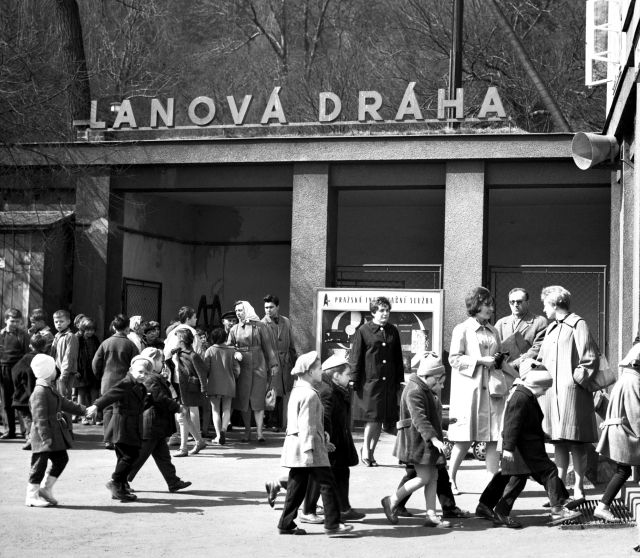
[335,264,442,289]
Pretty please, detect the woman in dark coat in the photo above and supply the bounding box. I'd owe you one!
[127,348,191,492]
[381,353,449,527]
[349,296,404,467]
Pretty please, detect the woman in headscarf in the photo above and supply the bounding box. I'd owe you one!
[228,300,279,443]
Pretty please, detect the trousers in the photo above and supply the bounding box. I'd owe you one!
[278,467,341,530]
[128,437,180,488]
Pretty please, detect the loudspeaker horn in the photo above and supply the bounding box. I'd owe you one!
[571,132,619,170]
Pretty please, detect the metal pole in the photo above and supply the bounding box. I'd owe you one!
[448,0,464,127]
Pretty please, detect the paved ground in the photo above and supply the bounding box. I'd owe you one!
[0,425,638,558]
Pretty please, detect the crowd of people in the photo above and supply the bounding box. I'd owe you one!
[1,285,639,540]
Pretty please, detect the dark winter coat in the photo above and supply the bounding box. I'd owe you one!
[94,373,147,447]
[318,378,359,468]
[349,320,404,423]
[173,349,208,407]
[501,384,553,473]
[76,334,100,389]
[92,332,139,394]
[11,352,36,408]
[29,381,85,453]
[393,373,443,466]
[142,371,180,439]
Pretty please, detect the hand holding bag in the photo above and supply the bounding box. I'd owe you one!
[488,368,508,398]
[265,388,276,411]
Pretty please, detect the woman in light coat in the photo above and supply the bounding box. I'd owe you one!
[593,347,640,521]
[277,351,353,537]
[228,300,279,443]
[538,285,597,500]
[448,287,517,494]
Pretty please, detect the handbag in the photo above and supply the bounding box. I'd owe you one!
[488,368,508,398]
[265,388,276,411]
[585,353,617,393]
[593,390,610,420]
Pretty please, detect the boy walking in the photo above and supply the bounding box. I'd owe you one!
[487,360,583,527]
[87,356,150,502]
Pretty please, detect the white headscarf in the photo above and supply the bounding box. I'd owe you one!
[236,300,260,323]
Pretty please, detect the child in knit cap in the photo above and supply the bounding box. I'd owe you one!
[493,358,583,526]
[381,351,450,528]
[26,354,86,507]
[277,351,354,537]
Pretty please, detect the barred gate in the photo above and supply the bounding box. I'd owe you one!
[489,265,607,352]
[335,264,442,289]
[122,278,162,322]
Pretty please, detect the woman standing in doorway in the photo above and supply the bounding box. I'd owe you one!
[447,287,517,494]
[538,285,598,500]
[349,296,405,466]
[228,301,279,443]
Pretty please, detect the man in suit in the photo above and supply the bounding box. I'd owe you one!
[262,294,297,431]
[494,287,548,370]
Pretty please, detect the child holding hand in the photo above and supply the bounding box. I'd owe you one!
[26,354,86,507]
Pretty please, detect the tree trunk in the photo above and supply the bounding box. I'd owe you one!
[486,0,570,132]
[53,0,91,136]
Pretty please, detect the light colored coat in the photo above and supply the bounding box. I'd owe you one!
[52,329,79,379]
[261,315,297,396]
[448,317,518,442]
[596,368,640,465]
[494,311,548,367]
[228,320,279,412]
[538,313,598,443]
[280,382,330,468]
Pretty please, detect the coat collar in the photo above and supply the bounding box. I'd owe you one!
[464,316,497,334]
[366,321,388,333]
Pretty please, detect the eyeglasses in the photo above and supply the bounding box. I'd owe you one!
[509,300,526,305]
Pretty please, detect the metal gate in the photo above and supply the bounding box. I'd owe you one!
[489,265,607,352]
[122,278,162,322]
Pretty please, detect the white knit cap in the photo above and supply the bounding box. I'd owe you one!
[31,354,57,380]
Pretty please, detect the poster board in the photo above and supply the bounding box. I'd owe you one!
[315,289,444,375]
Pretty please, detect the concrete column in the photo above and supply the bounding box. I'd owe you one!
[73,171,123,338]
[289,163,336,352]
[442,161,486,352]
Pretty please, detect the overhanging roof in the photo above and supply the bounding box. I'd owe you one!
[0,133,577,167]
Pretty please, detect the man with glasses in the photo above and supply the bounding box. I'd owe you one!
[494,288,548,371]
